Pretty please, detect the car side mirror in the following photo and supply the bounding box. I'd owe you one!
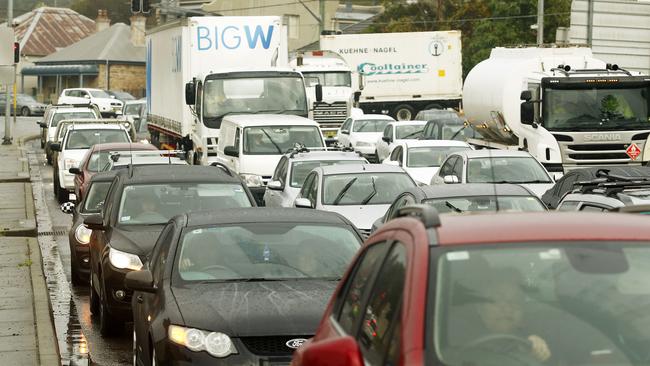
[520,90,532,101]
[301,337,364,366]
[223,145,239,157]
[267,180,283,191]
[83,94,90,99]
[50,143,61,152]
[294,197,313,209]
[521,101,535,125]
[443,175,460,184]
[38,121,46,128]
[315,83,323,102]
[381,136,391,143]
[340,129,349,135]
[124,270,157,293]
[185,81,196,105]
[60,202,75,214]
[83,214,105,231]
[69,167,82,175]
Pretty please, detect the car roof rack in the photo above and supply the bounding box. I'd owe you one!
[395,204,441,228]
[110,150,186,162]
[609,204,650,214]
[210,162,233,176]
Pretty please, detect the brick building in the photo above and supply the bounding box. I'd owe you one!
[22,12,146,103]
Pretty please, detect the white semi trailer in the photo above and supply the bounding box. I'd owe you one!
[463,46,650,174]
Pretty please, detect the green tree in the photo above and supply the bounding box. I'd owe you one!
[70,0,133,25]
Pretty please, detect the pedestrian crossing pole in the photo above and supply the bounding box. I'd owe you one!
[2,0,13,145]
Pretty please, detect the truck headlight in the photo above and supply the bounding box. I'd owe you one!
[108,247,143,271]
[355,141,373,147]
[240,174,264,187]
[74,225,92,245]
[64,159,80,170]
[168,325,237,358]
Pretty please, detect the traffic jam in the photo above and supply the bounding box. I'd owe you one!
[37,11,650,366]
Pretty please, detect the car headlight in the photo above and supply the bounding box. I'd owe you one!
[240,173,264,187]
[74,225,92,245]
[355,141,373,147]
[108,247,143,270]
[168,325,238,358]
[64,158,79,170]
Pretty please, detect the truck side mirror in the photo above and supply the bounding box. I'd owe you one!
[520,90,532,101]
[315,84,323,102]
[520,101,535,125]
[223,145,239,157]
[358,73,365,91]
[353,91,361,103]
[185,81,196,105]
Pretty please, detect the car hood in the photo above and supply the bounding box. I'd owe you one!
[322,204,390,230]
[94,97,120,106]
[351,132,382,143]
[61,150,89,166]
[110,226,165,256]
[518,183,555,199]
[172,281,337,336]
[405,166,439,185]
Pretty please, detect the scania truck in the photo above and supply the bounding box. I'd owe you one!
[147,16,313,165]
[463,46,650,173]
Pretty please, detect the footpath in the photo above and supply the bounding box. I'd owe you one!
[0,127,60,365]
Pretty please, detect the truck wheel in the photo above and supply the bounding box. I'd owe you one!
[393,105,414,121]
[423,103,442,111]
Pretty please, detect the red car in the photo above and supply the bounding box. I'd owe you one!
[70,142,156,201]
[292,206,650,366]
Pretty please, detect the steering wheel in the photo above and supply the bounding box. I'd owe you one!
[464,334,546,366]
[467,333,531,349]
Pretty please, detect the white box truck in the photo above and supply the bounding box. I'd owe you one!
[320,31,462,120]
[463,46,650,173]
[147,16,313,165]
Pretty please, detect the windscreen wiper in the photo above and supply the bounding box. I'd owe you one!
[516,180,552,183]
[449,125,467,140]
[445,201,464,213]
[260,128,283,153]
[361,177,377,205]
[332,177,358,205]
[254,109,305,115]
[402,129,424,139]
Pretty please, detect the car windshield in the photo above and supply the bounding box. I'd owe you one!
[432,243,650,366]
[87,151,116,172]
[82,181,112,213]
[64,130,129,149]
[243,126,323,155]
[353,119,392,133]
[290,159,365,187]
[407,146,470,168]
[467,157,552,183]
[544,86,650,131]
[424,195,546,214]
[441,122,477,140]
[117,183,252,225]
[175,223,360,282]
[18,95,37,103]
[89,90,110,98]
[51,111,97,127]
[323,172,415,205]
[303,71,352,87]
[396,125,424,139]
[124,103,143,116]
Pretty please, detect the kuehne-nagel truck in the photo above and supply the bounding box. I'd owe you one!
[320,31,462,121]
[147,16,313,165]
[463,46,650,173]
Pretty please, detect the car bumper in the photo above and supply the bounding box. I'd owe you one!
[61,171,75,190]
[69,230,90,280]
[161,340,293,366]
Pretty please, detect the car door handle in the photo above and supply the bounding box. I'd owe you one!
[136,295,143,303]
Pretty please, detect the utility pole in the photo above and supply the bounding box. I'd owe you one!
[319,0,325,34]
[3,0,12,145]
[536,0,544,46]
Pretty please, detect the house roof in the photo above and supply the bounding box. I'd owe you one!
[11,7,95,57]
[37,23,145,65]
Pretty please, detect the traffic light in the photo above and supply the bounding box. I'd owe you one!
[142,0,150,13]
[13,42,18,64]
[131,0,140,13]
[131,0,150,14]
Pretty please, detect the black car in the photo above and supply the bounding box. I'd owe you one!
[420,114,477,141]
[60,171,116,284]
[126,208,363,366]
[541,166,650,209]
[372,183,547,231]
[84,165,256,336]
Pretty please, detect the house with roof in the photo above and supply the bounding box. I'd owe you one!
[9,7,96,97]
[22,12,146,103]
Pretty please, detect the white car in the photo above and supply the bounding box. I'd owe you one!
[264,148,369,207]
[293,164,417,237]
[51,123,131,203]
[58,88,123,117]
[336,114,395,162]
[376,120,427,162]
[383,140,472,185]
[39,105,100,165]
[431,150,555,198]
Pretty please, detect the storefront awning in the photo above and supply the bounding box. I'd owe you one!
[21,64,99,76]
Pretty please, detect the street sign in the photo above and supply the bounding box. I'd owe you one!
[626,143,641,160]
[0,26,14,66]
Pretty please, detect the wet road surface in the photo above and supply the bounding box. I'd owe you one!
[24,124,131,366]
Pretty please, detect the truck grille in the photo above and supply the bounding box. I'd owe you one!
[313,102,347,125]
[560,140,646,165]
[240,336,310,356]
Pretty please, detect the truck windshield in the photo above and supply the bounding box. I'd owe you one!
[243,126,323,155]
[303,72,351,87]
[202,76,308,128]
[544,86,650,131]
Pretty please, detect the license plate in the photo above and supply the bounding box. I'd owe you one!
[324,130,337,138]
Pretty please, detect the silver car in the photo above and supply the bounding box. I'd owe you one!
[293,164,417,238]
[263,148,368,207]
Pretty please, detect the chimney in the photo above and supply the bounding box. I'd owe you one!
[130,15,146,47]
[95,9,110,33]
